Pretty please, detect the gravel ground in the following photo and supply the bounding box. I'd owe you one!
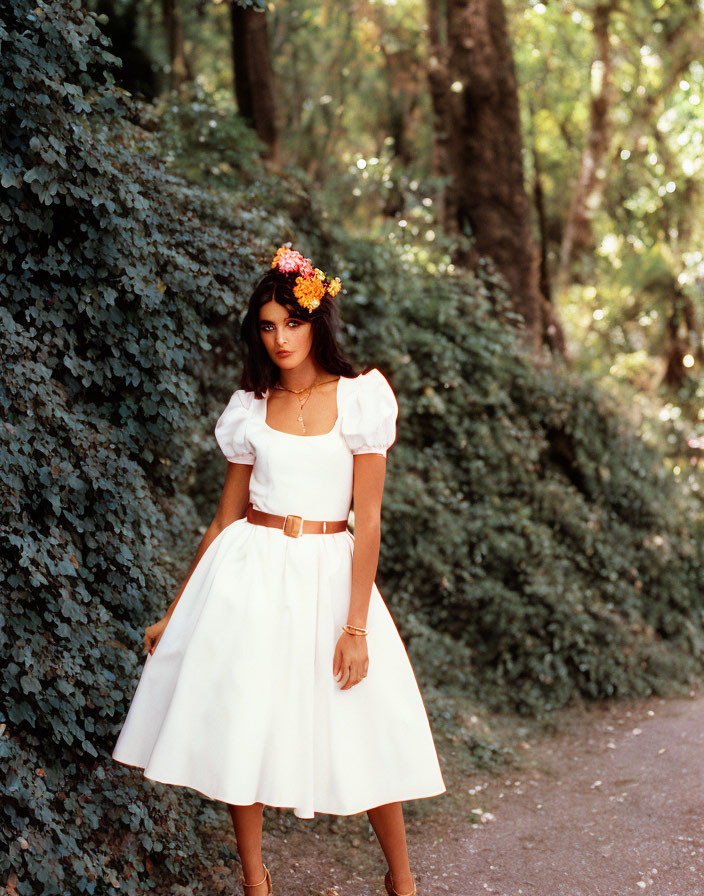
[417,687,704,896]
[197,684,704,896]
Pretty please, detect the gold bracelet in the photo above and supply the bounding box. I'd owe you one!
[342,624,368,636]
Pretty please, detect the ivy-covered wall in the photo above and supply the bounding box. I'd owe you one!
[2,1,703,894]
[0,2,264,891]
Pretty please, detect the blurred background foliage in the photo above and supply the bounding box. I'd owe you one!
[91,0,704,409]
[1,0,703,892]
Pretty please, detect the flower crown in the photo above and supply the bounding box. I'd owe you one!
[270,246,342,312]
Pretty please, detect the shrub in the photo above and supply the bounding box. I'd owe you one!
[0,2,264,891]
[331,237,704,715]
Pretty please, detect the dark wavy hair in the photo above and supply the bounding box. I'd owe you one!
[238,267,360,398]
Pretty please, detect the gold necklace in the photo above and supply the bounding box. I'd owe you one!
[272,376,339,433]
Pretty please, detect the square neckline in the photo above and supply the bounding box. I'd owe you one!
[262,376,343,438]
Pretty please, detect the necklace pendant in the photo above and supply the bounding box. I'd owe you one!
[297,414,303,423]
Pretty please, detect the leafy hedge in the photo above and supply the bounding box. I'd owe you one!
[2,1,704,894]
[334,238,704,715]
[0,2,278,892]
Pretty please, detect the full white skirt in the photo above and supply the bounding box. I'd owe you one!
[111,518,446,819]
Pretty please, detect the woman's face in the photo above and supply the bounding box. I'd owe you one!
[258,299,314,370]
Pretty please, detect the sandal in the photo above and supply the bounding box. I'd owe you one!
[384,869,416,896]
[242,863,272,895]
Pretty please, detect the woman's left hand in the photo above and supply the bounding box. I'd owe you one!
[333,632,369,690]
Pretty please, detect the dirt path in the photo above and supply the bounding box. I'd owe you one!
[418,688,704,896]
[200,685,704,896]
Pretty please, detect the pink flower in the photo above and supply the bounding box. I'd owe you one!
[272,246,314,278]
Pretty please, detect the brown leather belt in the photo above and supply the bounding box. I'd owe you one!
[245,501,349,538]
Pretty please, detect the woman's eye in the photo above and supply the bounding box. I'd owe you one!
[260,320,300,332]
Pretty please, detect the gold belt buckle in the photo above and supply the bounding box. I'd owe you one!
[283,513,304,538]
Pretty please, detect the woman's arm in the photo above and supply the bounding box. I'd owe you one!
[332,453,386,688]
[164,462,253,621]
[347,453,387,628]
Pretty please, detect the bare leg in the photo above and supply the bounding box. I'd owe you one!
[227,802,269,894]
[367,801,415,893]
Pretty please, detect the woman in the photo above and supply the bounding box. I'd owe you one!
[111,246,446,896]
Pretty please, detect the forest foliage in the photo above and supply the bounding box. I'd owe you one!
[1,1,703,893]
[115,0,704,409]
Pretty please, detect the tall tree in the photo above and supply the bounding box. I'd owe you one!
[426,0,457,233]
[161,0,193,91]
[380,41,421,169]
[527,98,553,307]
[556,1,617,292]
[230,3,280,164]
[426,0,565,352]
[95,0,159,99]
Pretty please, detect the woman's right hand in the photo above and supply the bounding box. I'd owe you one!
[144,615,170,656]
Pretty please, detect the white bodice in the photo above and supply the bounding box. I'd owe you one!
[215,368,398,520]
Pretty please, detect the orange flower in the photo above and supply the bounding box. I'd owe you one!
[327,277,341,297]
[293,275,325,310]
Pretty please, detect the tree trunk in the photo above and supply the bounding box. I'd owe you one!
[380,43,419,168]
[528,98,552,308]
[160,0,193,91]
[556,2,616,291]
[661,180,702,389]
[440,0,563,351]
[230,4,280,164]
[662,286,700,388]
[425,0,456,232]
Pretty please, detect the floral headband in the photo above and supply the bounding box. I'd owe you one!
[270,245,342,312]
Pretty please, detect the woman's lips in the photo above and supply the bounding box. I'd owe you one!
[276,350,292,357]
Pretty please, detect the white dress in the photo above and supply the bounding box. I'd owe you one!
[111,368,446,819]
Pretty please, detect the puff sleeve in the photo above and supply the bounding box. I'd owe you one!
[341,368,398,457]
[214,389,256,464]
